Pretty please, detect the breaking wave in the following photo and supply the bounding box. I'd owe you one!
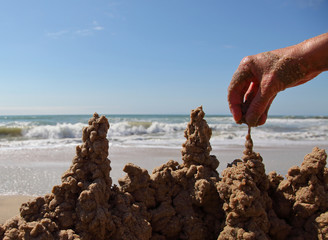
[0,114,327,149]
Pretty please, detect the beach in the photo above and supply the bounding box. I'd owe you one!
[0,195,33,224]
[1,143,326,224]
[0,112,327,240]
[0,110,327,239]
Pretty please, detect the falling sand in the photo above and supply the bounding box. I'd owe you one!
[0,107,327,240]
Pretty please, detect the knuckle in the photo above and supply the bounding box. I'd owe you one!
[241,56,254,66]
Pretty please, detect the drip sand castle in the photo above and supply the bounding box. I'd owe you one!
[0,107,327,240]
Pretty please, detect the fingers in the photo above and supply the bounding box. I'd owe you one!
[227,56,278,127]
[245,91,277,126]
[228,53,283,126]
[228,65,254,124]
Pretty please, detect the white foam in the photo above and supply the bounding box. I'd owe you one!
[0,115,327,149]
[23,123,84,139]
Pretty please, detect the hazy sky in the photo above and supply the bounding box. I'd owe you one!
[0,0,327,115]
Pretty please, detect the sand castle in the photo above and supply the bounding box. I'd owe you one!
[0,107,327,239]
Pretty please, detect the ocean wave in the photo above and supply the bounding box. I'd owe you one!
[0,127,23,138]
[23,123,85,139]
[0,115,327,149]
[109,121,187,136]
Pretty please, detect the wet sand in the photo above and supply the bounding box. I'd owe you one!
[0,144,326,224]
[0,195,34,224]
[0,110,327,239]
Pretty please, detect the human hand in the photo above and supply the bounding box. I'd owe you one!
[228,33,328,127]
[228,52,302,126]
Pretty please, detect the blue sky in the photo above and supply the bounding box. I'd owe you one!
[0,0,327,115]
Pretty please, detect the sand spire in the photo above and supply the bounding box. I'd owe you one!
[0,109,327,240]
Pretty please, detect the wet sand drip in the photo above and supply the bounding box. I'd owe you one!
[0,107,327,240]
[242,126,262,162]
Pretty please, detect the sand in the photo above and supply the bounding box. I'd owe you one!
[0,196,34,224]
[0,144,324,226]
[0,108,327,239]
[0,145,326,224]
[0,146,325,223]
[0,145,324,225]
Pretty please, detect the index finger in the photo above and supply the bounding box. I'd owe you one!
[228,68,254,124]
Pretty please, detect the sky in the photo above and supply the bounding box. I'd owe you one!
[0,0,327,115]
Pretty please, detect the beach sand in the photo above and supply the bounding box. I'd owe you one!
[0,143,326,224]
[0,195,34,224]
[0,111,327,239]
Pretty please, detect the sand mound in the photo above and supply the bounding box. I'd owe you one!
[0,107,327,240]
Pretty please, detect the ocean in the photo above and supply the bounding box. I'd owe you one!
[0,114,327,196]
[1,114,328,149]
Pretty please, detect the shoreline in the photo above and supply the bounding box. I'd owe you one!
[0,110,327,239]
[0,144,327,194]
[0,144,327,224]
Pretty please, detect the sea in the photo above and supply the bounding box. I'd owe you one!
[0,114,327,196]
[0,114,328,149]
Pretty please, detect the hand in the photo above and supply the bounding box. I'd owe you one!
[228,33,328,126]
[228,51,307,126]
